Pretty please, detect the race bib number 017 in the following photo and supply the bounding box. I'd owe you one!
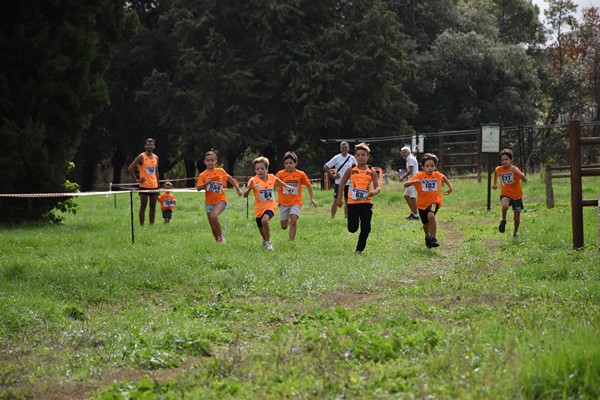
[500,173,514,185]
[421,180,438,192]
[260,189,274,201]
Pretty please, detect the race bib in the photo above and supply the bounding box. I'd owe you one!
[259,189,274,201]
[284,183,298,195]
[207,181,223,193]
[500,173,514,185]
[351,187,369,200]
[421,179,438,192]
[146,166,156,175]
[164,199,175,207]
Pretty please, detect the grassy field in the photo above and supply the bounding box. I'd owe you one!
[0,175,599,399]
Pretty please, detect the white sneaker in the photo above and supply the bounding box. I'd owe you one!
[265,241,274,251]
[262,240,268,249]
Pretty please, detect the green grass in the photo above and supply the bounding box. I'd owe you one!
[0,176,599,399]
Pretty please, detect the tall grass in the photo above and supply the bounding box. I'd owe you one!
[0,176,599,399]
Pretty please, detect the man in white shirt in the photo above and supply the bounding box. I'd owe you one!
[399,146,419,220]
[324,142,357,218]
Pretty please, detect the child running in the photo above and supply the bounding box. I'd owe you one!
[337,142,380,254]
[492,148,527,236]
[243,156,291,251]
[157,181,176,224]
[404,153,452,248]
[275,151,318,241]
[196,151,242,243]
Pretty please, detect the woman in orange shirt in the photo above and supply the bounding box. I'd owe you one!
[337,143,380,254]
[404,153,452,248]
[128,138,159,225]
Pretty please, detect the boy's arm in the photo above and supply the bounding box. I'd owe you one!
[370,170,381,196]
[442,175,452,195]
[242,179,253,198]
[404,176,419,188]
[275,177,292,191]
[306,183,318,207]
[512,166,527,182]
[492,171,498,190]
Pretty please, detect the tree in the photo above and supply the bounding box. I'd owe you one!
[0,1,138,222]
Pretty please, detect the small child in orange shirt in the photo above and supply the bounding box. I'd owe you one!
[275,151,318,241]
[404,153,452,248]
[492,148,527,236]
[243,156,291,251]
[157,181,176,224]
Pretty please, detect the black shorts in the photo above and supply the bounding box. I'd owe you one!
[333,184,349,199]
[256,210,275,227]
[139,187,159,197]
[418,204,440,224]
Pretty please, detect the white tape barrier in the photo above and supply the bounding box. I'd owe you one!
[0,188,203,198]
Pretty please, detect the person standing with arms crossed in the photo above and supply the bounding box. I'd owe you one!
[128,138,159,225]
[337,143,380,253]
[324,141,356,218]
[399,146,419,220]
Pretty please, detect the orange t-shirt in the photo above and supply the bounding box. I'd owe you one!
[248,174,277,218]
[495,166,524,200]
[196,168,231,205]
[408,171,445,210]
[158,192,176,211]
[139,153,158,189]
[347,166,375,205]
[275,169,311,207]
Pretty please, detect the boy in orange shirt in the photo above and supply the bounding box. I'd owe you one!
[243,156,291,251]
[196,151,242,243]
[157,181,176,224]
[404,153,452,248]
[275,151,318,241]
[492,148,527,236]
[337,143,380,253]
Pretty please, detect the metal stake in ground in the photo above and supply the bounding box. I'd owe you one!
[130,191,135,244]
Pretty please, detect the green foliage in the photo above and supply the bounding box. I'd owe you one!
[0,1,138,221]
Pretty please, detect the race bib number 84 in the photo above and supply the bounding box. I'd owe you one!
[260,189,274,201]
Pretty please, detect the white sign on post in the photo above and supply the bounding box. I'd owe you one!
[481,125,501,153]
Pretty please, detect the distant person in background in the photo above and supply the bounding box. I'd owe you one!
[275,151,318,241]
[404,153,453,248]
[337,142,380,254]
[399,146,419,220]
[157,181,176,224]
[196,151,242,244]
[324,141,357,218]
[492,148,527,237]
[128,138,159,225]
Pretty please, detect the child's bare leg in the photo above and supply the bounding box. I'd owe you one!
[501,199,510,221]
[288,215,298,241]
[208,203,226,239]
[428,212,437,238]
[422,222,430,237]
[261,215,271,241]
[280,219,289,230]
[513,211,521,236]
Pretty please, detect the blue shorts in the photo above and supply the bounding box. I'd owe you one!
[162,210,173,219]
[205,202,227,213]
[256,210,275,227]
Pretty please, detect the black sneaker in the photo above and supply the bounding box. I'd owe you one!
[405,214,415,220]
[499,220,506,233]
[425,236,432,248]
[430,237,440,247]
[409,214,419,220]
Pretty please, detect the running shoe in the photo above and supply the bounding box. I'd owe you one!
[499,220,506,233]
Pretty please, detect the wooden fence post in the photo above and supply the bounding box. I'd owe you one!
[569,120,584,249]
[545,164,554,209]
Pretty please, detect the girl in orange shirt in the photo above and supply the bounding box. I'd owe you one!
[337,143,380,253]
[405,153,452,248]
[492,148,527,236]
[196,151,242,243]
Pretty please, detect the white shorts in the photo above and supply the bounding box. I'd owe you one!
[404,185,417,198]
[279,205,302,220]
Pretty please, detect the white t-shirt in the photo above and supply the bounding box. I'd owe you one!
[405,154,418,179]
[326,153,357,185]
